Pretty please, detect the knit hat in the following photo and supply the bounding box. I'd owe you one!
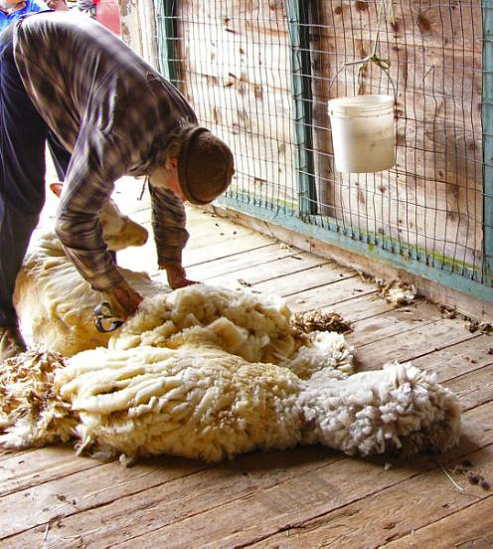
[177,127,234,205]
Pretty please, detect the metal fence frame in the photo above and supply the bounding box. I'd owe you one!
[483,0,493,291]
[156,0,493,303]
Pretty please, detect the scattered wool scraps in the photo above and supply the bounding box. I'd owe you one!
[292,310,352,335]
[0,350,77,448]
[357,270,417,307]
[464,318,493,335]
[376,279,417,306]
[440,305,458,319]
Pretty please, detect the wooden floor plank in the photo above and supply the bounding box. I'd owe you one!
[182,234,272,268]
[314,289,395,322]
[352,316,478,371]
[284,276,376,313]
[5,391,491,547]
[2,448,343,546]
[0,447,32,462]
[206,255,334,289]
[104,403,493,549]
[185,208,273,251]
[185,224,265,252]
[328,291,394,322]
[347,300,443,348]
[411,334,493,383]
[248,445,493,549]
[186,243,299,281]
[386,495,493,548]
[0,446,100,498]
[253,263,355,297]
[0,456,213,540]
[446,364,493,412]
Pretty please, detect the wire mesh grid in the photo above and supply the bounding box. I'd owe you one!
[169,1,298,212]
[158,0,489,286]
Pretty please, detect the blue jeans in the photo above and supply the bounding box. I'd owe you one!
[0,28,69,326]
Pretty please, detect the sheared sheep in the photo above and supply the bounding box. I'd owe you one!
[13,184,160,357]
[3,185,461,462]
[0,284,461,462]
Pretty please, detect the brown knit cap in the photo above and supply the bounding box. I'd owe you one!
[177,127,234,205]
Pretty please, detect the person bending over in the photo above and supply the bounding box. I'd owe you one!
[0,12,234,361]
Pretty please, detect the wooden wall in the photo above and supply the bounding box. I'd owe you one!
[163,0,483,273]
[119,0,159,69]
[176,0,298,210]
[311,0,483,270]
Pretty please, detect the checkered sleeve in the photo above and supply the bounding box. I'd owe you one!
[14,12,199,288]
[54,127,130,291]
[148,183,189,268]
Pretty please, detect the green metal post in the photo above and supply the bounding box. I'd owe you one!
[483,0,493,285]
[286,0,317,217]
[154,0,179,87]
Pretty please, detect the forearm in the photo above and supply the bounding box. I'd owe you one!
[149,184,189,267]
[55,214,124,291]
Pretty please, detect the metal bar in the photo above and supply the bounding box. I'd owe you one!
[154,0,179,86]
[220,195,481,280]
[483,0,493,285]
[286,0,316,217]
[219,197,493,303]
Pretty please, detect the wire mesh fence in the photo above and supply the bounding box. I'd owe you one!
[156,0,491,291]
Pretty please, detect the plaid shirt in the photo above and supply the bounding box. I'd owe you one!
[13,11,197,290]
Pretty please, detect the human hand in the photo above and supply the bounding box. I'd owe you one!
[103,279,143,318]
[164,264,199,289]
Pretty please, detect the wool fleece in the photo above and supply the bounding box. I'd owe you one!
[0,285,460,462]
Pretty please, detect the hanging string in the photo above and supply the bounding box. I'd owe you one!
[139,175,148,201]
[356,0,394,93]
[328,0,396,97]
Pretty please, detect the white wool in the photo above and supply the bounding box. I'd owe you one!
[14,232,165,357]
[110,285,297,366]
[57,345,304,461]
[2,284,461,462]
[299,362,461,456]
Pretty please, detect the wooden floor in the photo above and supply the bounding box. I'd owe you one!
[1,177,492,548]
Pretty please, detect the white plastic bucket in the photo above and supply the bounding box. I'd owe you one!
[328,95,396,173]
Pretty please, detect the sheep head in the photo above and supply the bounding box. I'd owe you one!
[49,182,148,252]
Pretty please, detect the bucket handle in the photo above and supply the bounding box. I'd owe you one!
[329,0,397,98]
[328,56,398,174]
[329,55,396,99]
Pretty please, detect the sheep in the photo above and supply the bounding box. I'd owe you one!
[0,284,461,463]
[13,183,162,357]
[2,185,461,463]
